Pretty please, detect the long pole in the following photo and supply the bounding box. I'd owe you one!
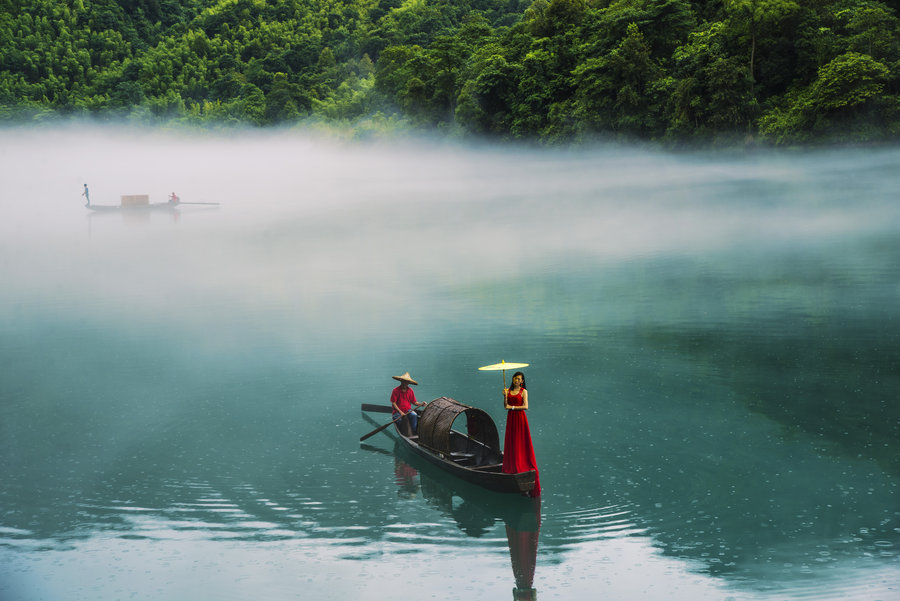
[360,415,402,441]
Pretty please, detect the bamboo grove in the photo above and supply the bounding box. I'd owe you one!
[1,0,898,144]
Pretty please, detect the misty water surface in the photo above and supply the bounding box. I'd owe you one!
[1,126,898,601]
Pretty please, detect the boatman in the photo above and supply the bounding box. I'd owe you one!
[82,183,90,207]
[390,372,424,437]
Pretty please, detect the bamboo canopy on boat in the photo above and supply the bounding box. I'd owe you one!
[418,397,500,456]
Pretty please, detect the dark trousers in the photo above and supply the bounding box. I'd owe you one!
[392,411,418,436]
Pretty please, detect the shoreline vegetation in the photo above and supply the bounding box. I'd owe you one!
[1,0,898,146]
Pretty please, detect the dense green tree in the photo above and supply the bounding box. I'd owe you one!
[455,42,521,132]
[571,23,664,136]
[810,51,890,110]
[664,20,757,137]
[0,0,897,144]
[760,51,893,142]
[838,0,900,60]
[723,0,801,95]
[594,0,695,60]
[265,72,309,121]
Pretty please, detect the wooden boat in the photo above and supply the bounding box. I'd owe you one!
[86,193,218,211]
[87,202,178,212]
[361,396,536,495]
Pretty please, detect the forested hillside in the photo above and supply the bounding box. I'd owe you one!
[1,0,898,144]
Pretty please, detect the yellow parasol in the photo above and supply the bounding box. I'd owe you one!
[478,360,529,389]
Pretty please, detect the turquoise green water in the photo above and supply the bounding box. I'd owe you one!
[1,128,898,600]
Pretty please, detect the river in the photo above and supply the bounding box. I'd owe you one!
[1,126,898,601]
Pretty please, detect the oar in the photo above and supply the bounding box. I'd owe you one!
[360,415,402,441]
[360,399,429,441]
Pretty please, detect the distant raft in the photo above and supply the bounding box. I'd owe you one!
[85,193,218,211]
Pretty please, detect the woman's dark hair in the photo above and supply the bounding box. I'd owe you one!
[511,371,526,389]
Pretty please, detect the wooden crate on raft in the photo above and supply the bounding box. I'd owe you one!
[120,194,149,206]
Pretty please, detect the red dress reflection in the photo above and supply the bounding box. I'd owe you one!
[506,499,541,600]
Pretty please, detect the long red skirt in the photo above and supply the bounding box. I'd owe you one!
[502,410,541,497]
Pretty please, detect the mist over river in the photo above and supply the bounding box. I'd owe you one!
[1,126,898,601]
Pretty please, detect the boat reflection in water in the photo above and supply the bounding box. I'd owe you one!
[391,444,541,600]
[393,454,420,499]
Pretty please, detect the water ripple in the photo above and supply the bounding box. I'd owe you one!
[554,503,644,545]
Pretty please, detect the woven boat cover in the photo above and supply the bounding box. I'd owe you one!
[418,397,500,455]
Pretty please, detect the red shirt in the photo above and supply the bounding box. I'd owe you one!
[391,386,417,413]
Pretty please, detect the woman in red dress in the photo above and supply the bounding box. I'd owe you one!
[502,371,541,497]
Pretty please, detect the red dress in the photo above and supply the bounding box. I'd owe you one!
[502,389,541,497]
